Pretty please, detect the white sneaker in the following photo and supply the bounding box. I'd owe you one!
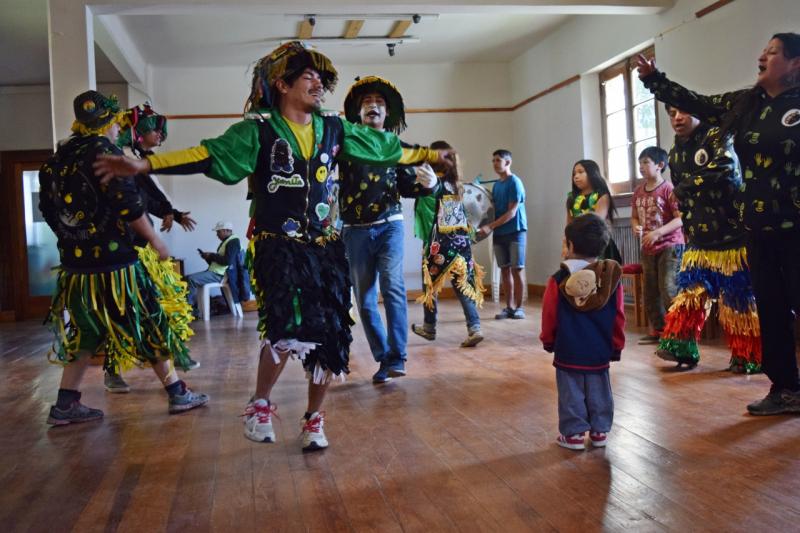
[301,411,328,452]
[243,399,277,443]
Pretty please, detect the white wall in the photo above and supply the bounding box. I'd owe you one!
[0,82,128,150]
[151,62,513,285]
[508,0,800,284]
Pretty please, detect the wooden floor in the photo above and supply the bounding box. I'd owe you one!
[2,300,800,533]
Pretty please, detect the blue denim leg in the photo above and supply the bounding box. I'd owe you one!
[454,282,481,333]
[376,221,408,361]
[556,368,590,436]
[556,369,614,435]
[185,270,223,307]
[584,371,614,433]
[343,221,408,363]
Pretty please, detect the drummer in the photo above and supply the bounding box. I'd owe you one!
[478,149,528,319]
[338,76,438,384]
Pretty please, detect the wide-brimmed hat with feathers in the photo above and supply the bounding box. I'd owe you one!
[245,41,338,112]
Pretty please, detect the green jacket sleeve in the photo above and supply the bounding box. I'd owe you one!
[199,120,261,184]
[337,118,404,166]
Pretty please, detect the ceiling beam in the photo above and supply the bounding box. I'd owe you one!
[298,19,313,39]
[388,20,412,39]
[343,20,365,38]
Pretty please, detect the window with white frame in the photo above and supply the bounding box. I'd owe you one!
[600,47,659,195]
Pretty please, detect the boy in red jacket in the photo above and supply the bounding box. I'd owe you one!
[541,214,625,450]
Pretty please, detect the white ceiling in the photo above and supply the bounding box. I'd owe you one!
[113,13,571,66]
[0,0,673,86]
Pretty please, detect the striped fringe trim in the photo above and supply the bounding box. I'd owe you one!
[136,245,195,342]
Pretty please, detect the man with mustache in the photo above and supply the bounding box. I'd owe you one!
[339,76,438,383]
[94,42,450,451]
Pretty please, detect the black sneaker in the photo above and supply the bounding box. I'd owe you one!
[387,358,406,378]
[495,307,513,319]
[411,324,435,341]
[104,371,131,393]
[747,388,800,416]
[47,401,104,426]
[372,361,392,384]
[510,308,526,319]
[168,388,210,414]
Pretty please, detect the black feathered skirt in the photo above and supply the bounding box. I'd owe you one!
[248,232,353,383]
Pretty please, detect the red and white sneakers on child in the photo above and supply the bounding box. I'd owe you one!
[589,431,608,447]
[301,411,328,452]
[557,433,586,450]
[243,399,278,443]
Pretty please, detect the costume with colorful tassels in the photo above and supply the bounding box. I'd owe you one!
[656,122,760,372]
[415,181,485,310]
[39,91,193,372]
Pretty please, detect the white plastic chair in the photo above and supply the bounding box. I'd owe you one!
[198,273,244,321]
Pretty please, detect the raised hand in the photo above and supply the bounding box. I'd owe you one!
[635,54,657,79]
[415,163,438,189]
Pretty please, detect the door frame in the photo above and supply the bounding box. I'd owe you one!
[0,150,53,320]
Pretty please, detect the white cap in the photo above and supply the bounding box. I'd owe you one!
[212,221,234,231]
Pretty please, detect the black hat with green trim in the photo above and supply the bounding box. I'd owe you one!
[71,90,125,136]
[344,75,407,134]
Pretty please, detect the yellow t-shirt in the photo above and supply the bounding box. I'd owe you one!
[284,118,314,160]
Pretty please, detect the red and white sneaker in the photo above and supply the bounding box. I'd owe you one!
[589,431,608,447]
[557,433,586,450]
[243,399,278,443]
[301,411,328,452]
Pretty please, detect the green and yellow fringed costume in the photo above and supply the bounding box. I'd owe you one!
[415,182,485,310]
[658,248,761,372]
[38,90,195,375]
[136,245,195,345]
[46,262,193,373]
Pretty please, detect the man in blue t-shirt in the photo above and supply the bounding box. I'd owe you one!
[479,149,528,319]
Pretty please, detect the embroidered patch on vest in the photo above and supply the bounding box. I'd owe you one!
[281,218,301,238]
[316,165,328,183]
[267,174,304,193]
[781,109,800,127]
[270,138,294,173]
[694,148,709,166]
[315,202,330,220]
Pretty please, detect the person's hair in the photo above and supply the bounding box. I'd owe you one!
[565,213,610,258]
[493,149,512,160]
[638,146,668,170]
[431,140,462,197]
[720,32,800,139]
[567,159,617,222]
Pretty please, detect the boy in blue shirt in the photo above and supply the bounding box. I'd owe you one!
[479,149,528,319]
[540,214,625,450]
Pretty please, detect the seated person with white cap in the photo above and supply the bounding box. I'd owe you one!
[186,221,242,315]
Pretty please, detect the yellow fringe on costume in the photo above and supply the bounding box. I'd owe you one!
[417,257,486,311]
[136,245,194,342]
[718,303,761,337]
[680,247,748,276]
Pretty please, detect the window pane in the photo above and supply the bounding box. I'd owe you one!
[22,170,58,296]
[608,146,630,183]
[606,110,629,148]
[634,138,658,171]
[633,101,656,141]
[631,74,652,105]
[604,74,626,114]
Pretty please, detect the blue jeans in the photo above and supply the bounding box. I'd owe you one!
[423,280,481,333]
[555,368,613,436]
[185,270,223,308]
[342,220,408,363]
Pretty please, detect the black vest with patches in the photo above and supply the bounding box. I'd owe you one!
[252,116,342,241]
